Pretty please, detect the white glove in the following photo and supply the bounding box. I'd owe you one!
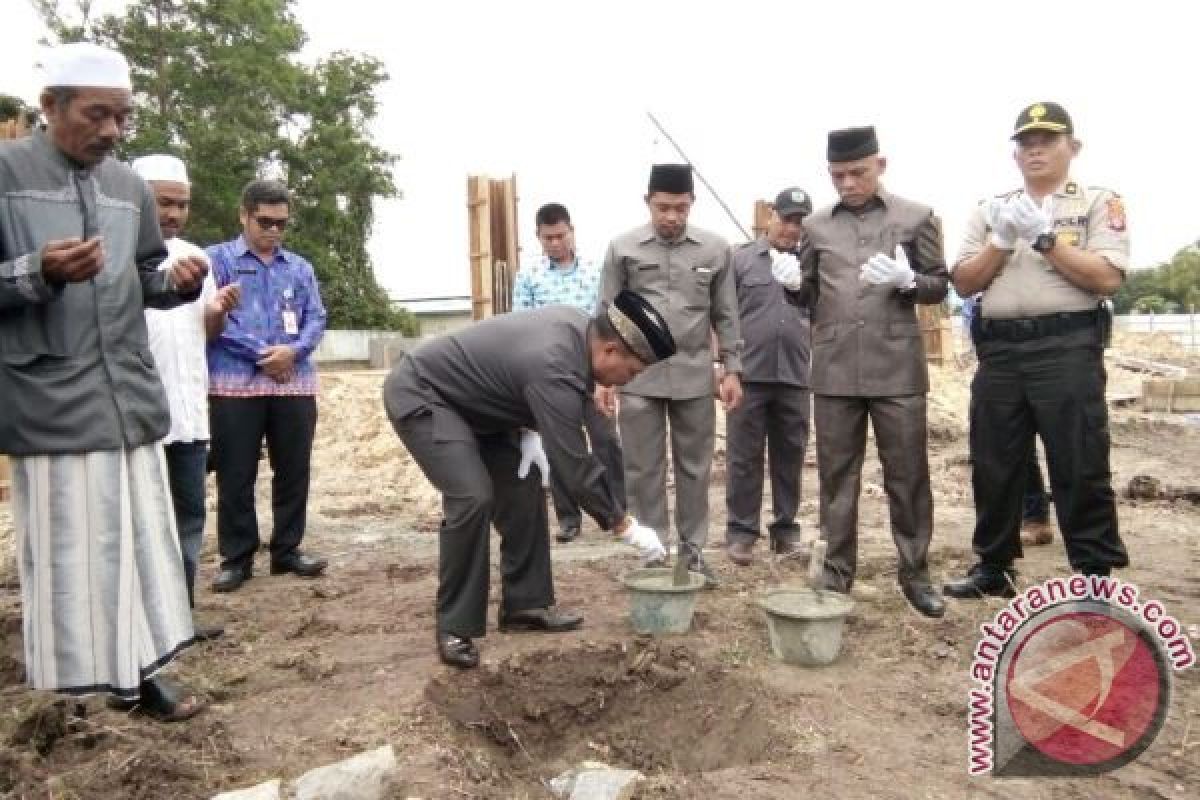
[770,249,804,291]
[620,518,666,561]
[859,245,915,289]
[516,430,549,487]
[982,198,1018,250]
[1009,194,1054,242]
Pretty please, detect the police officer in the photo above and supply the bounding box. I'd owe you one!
[775,126,949,618]
[725,187,813,566]
[944,102,1129,599]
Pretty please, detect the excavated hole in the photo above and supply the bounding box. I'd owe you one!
[425,638,793,786]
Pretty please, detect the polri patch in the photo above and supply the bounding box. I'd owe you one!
[1105,197,1126,232]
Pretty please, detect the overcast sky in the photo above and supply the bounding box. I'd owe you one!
[6,0,1198,301]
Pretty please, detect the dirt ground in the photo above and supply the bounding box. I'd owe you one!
[1,333,1198,799]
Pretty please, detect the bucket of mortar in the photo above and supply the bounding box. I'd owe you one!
[621,567,705,634]
[758,587,855,666]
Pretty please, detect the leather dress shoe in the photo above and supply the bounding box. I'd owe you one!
[498,606,583,633]
[902,582,946,618]
[555,526,581,544]
[726,539,755,566]
[270,551,328,577]
[771,538,803,559]
[211,565,252,593]
[437,632,479,668]
[943,563,1017,599]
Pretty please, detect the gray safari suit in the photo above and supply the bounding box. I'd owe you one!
[726,237,811,547]
[599,223,741,553]
[798,190,948,590]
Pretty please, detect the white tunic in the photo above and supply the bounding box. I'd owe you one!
[144,238,215,444]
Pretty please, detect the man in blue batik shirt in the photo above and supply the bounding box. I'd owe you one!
[206,179,329,592]
[511,203,625,542]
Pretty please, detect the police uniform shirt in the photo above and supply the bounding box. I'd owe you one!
[955,180,1129,319]
[599,223,742,399]
[383,306,624,529]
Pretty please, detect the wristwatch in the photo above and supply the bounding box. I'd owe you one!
[1032,231,1058,254]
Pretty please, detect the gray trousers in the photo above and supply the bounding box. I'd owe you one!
[618,394,715,550]
[395,411,554,638]
[725,382,810,545]
[550,401,624,534]
[814,394,933,591]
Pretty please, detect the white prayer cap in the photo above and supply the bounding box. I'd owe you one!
[132,154,189,185]
[41,42,132,91]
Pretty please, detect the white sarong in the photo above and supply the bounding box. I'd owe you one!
[12,444,194,697]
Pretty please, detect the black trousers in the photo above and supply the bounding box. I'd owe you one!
[1023,450,1051,522]
[209,395,318,570]
[394,410,554,639]
[725,382,810,545]
[549,401,624,534]
[969,332,1128,571]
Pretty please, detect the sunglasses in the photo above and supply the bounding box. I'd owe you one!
[254,215,289,232]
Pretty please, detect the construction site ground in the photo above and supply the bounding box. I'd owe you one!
[0,332,1197,799]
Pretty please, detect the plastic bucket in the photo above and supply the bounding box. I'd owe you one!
[758,588,855,666]
[621,567,705,634]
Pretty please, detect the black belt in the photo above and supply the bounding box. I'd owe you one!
[973,309,1099,343]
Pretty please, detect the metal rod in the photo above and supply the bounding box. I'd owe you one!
[646,111,753,242]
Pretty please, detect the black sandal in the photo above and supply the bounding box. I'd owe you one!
[107,676,207,723]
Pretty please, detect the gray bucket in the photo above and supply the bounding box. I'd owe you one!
[759,588,855,666]
[621,567,705,634]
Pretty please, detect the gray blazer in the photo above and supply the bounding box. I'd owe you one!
[0,130,197,455]
[799,190,948,397]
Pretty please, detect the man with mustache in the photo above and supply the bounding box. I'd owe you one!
[944,102,1130,599]
[206,180,329,592]
[781,127,949,618]
[724,187,814,566]
[0,43,209,721]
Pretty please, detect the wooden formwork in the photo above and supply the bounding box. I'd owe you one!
[918,304,952,365]
[752,199,772,240]
[467,174,519,320]
[1142,378,1200,412]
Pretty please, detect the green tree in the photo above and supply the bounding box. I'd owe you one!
[1113,244,1200,315]
[33,0,416,333]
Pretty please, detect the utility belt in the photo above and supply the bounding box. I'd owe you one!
[972,307,1110,345]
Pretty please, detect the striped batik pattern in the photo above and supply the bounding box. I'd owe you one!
[12,444,195,698]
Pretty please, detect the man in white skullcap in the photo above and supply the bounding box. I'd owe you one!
[0,42,210,721]
[133,154,240,639]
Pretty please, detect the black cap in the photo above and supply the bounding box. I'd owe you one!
[773,187,812,219]
[827,126,879,163]
[608,290,676,364]
[1011,102,1073,139]
[647,163,694,195]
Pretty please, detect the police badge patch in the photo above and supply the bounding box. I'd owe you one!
[1106,197,1127,232]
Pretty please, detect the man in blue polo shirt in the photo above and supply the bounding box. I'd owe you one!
[512,203,624,542]
[206,179,329,592]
